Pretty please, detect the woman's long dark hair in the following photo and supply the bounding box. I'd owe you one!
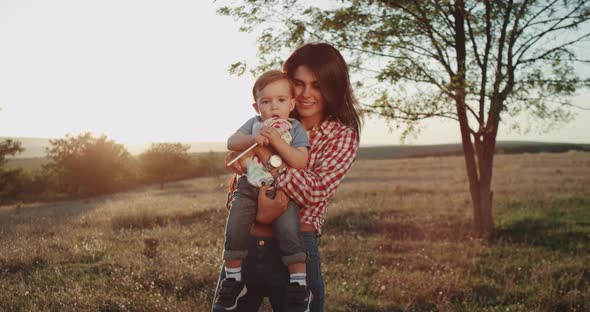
[283,42,362,138]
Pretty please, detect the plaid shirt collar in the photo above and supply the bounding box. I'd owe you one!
[311,118,338,136]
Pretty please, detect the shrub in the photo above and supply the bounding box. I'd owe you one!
[45,133,136,196]
[139,143,192,189]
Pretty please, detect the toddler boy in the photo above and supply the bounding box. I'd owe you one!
[214,70,312,311]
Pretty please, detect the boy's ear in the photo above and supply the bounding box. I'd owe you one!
[289,98,296,112]
[252,102,260,114]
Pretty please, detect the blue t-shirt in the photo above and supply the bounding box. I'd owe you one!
[237,116,310,149]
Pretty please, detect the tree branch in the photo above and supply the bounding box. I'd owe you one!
[516,33,590,66]
[501,0,530,99]
[389,1,456,76]
[366,104,459,122]
[492,0,513,96]
[465,2,485,70]
[514,1,589,61]
[519,0,561,30]
[510,97,590,111]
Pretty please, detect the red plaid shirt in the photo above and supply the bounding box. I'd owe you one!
[275,119,359,234]
[225,119,359,234]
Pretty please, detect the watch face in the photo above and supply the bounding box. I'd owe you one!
[269,155,283,168]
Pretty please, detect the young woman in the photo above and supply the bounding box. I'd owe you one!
[213,42,362,312]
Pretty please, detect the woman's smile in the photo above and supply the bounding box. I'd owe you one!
[293,65,325,129]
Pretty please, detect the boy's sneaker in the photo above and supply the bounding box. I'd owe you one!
[213,278,247,311]
[286,283,312,312]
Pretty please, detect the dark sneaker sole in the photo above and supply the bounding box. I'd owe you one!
[215,286,247,311]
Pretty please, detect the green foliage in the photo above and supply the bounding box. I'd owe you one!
[0,140,58,202]
[0,139,25,200]
[45,133,135,196]
[139,143,192,189]
[0,170,23,201]
[3,149,227,201]
[215,0,590,134]
[16,168,58,196]
[189,152,227,178]
[0,139,24,167]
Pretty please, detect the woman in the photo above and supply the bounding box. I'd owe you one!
[213,42,362,312]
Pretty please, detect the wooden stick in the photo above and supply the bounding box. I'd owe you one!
[227,143,258,166]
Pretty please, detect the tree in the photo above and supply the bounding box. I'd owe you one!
[0,139,24,168]
[46,133,134,196]
[0,139,25,200]
[216,0,590,237]
[139,143,191,189]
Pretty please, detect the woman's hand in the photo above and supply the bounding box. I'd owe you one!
[256,185,289,224]
[225,151,246,175]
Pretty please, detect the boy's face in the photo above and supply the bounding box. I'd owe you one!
[253,79,295,120]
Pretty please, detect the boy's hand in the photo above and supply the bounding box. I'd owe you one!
[254,133,269,146]
[260,125,282,146]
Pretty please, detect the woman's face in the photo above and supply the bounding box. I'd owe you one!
[292,65,325,128]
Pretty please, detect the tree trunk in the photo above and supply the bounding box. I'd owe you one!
[456,97,484,236]
[478,96,502,237]
[454,0,497,237]
[454,0,489,237]
[478,134,496,237]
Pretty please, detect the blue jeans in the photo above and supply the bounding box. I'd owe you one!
[212,232,325,311]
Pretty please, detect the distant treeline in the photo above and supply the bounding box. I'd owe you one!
[0,134,227,204]
[357,141,590,160]
[3,138,589,203]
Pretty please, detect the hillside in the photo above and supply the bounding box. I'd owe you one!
[357,141,590,160]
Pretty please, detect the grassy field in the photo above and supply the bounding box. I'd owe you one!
[0,152,588,311]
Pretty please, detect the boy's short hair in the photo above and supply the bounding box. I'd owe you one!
[252,70,293,102]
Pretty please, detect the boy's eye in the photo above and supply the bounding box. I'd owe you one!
[261,100,270,104]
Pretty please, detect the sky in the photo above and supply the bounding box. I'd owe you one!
[0,0,589,149]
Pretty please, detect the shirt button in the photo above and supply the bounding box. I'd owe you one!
[258,240,265,246]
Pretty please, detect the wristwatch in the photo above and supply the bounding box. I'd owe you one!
[267,154,283,168]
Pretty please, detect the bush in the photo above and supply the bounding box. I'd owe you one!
[10,169,49,197]
[46,133,136,197]
[139,143,192,189]
[1,141,228,202]
[189,152,227,178]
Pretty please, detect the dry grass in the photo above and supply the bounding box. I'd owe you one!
[0,152,588,311]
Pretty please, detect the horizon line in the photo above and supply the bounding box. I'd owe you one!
[3,136,589,147]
